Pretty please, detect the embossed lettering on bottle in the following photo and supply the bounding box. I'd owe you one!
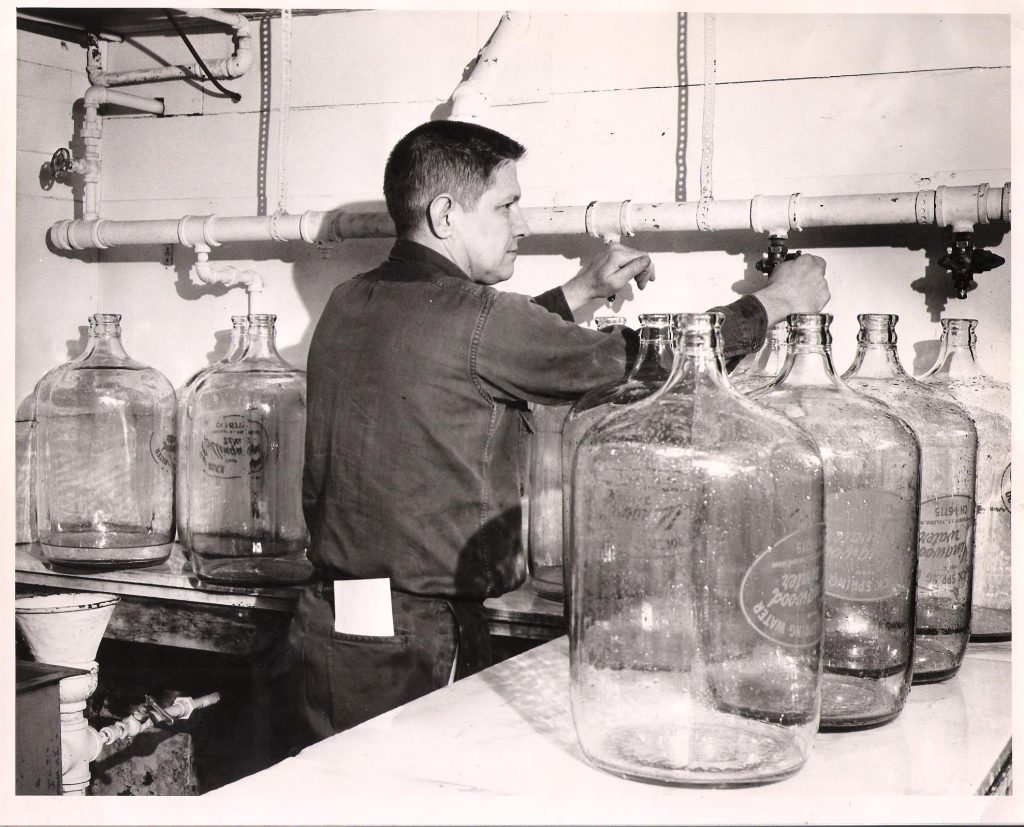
[741,525,824,648]
[826,490,913,602]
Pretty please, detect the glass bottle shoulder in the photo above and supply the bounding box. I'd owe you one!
[756,382,920,456]
[843,375,977,442]
[579,384,820,459]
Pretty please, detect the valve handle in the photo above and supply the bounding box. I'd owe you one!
[50,147,74,180]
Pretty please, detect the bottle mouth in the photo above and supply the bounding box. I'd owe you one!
[89,313,122,326]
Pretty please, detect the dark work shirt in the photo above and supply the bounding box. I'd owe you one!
[303,239,767,601]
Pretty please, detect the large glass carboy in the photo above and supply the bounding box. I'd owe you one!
[571,312,825,787]
[731,321,789,395]
[34,313,176,567]
[527,315,625,601]
[556,313,676,605]
[921,318,1010,640]
[184,313,312,586]
[753,314,920,728]
[175,315,249,552]
[842,314,977,683]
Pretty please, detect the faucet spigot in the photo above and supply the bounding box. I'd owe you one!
[939,231,1005,299]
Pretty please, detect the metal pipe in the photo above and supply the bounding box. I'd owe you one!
[87,8,252,87]
[449,12,531,122]
[69,87,165,220]
[49,184,1010,252]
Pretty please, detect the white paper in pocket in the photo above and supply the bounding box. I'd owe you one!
[333,578,395,636]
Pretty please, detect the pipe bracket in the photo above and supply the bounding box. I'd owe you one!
[788,193,803,232]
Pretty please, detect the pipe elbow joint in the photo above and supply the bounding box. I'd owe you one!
[84,86,108,108]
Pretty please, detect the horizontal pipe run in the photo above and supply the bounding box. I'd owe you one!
[88,8,252,87]
[48,184,1010,252]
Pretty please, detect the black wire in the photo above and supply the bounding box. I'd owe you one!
[163,9,242,103]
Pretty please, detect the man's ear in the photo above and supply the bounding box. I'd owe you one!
[426,194,456,239]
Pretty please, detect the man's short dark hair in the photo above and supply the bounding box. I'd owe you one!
[384,120,526,237]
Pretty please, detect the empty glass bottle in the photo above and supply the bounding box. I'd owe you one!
[527,315,625,601]
[184,313,312,586]
[571,312,825,786]
[35,313,176,568]
[557,314,676,605]
[921,318,1010,640]
[175,315,249,553]
[731,321,789,395]
[842,314,977,683]
[753,314,920,729]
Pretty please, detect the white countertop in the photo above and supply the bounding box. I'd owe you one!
[207,636,1015,825]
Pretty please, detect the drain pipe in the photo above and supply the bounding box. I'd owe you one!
[449,11,531,122]
[86,8,252,87]
[49,183,1011,251]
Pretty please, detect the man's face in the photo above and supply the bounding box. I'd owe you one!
[450,161,530,285]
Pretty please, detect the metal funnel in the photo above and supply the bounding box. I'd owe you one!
[15,592,119,666]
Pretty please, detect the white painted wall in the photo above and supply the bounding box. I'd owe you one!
[15,10,1012,411]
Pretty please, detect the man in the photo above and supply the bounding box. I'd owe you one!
[289,119,829,748]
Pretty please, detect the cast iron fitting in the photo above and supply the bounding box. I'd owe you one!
[756,234,802,276]
[939,231,1006,299]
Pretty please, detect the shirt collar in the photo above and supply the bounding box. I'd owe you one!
[389,238,471,283]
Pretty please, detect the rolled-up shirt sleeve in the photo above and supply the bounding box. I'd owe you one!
[710,294,769,371]
[531,287,574,322]
[477,289,768,404]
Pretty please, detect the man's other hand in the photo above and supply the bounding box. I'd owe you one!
[561,243,656,313]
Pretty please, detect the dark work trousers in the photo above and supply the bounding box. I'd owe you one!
[284,582,493,753]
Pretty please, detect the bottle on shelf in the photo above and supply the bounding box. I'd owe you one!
[752,313,920,729]
[184,313,312,587]
[570,312,825,786]
[557,313,675,604]
[842,313,977,682]
[920,318,1011,640]
[35,313,176,568]
[175,315,249,555]
[526,315,626,602]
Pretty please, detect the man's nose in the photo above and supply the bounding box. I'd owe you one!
[512,205,530,239]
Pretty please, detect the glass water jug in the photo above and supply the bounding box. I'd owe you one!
[570,312,825,786]
[35,313,176,568]
[527,315,625,601]
[753,314,920,729]
[557,313,675,605]
[184,313,312,586]
[175,315,249,552]
[921,318,1010,640]
[842,314,977,682]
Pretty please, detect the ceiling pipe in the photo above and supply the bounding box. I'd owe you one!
[86,8,252,87]
[49,183,1010,252]
[449,11,531,122]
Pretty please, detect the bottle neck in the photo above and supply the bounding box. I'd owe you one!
[662,313,729,395]
[80,316,131,363]
[226,318,249,362]
[844,314,909,380]
[629,327,675,383]
[751,321,789,374]
[774,314,845,389]
[926,319,984,379]
[238,314,283,362]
